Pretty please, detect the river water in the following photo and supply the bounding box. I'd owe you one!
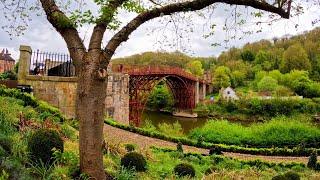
[142,110,208,133]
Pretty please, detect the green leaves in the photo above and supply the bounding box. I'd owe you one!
[70,10,95,27]
[122,0,145,13]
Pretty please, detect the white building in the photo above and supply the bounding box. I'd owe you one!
[221,87,239,101]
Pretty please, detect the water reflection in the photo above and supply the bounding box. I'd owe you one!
[142,110,208,133]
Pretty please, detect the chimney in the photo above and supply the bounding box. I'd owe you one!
[5,49,10,55]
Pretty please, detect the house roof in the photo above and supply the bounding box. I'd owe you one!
[0,49,15,62]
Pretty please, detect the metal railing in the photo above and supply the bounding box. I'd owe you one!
[29,50,75,77]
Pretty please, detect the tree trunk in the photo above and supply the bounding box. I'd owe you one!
[76,51,108,180]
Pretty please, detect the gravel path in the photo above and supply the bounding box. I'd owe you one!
[103,124,310,164]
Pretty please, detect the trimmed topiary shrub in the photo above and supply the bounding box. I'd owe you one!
[176,142,183,153]
[283,171,300,180]
[124,144,136,152]
[272,171,300,180]
[173,163,195,178]
[209,145,223,155]
[27,129,63,165]
[120,152,147,172]
[307,150,317,170]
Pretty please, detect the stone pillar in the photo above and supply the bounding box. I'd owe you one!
[18,45,32,84]
[195,81,199,104]
[199,83,206,101]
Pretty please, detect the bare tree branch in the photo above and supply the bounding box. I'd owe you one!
[104,0,291,59]
[39,0,86,62]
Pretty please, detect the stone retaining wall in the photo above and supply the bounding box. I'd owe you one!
[18,45,129,125]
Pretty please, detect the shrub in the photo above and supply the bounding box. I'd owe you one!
[115,167,136,180]
[158,121,184,137]
[0,136,12,155]
[272,175,286,180]
[120,152,147,172]
[257,76,278,92]
[272,171,300,180]
[124,144,136,152]
[209,145,222,155]
[61,124,77,140]
[176,142,183,153]
[284,171,300,180]
[27,129,64,165]
[307,150,317,170]
[173,163,195,178]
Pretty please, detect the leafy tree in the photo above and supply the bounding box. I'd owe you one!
[186,60,204,77]
[254,50,273,71]
[231,70,246,87]
[257,76,278,92]
[147,84,174,111]
[1,0,298,178]
[240,50,255,62]
[284,70,310,88]
[254,71,268,83]
[269,70,284,84]
[212,66,231,90]
[281,43,311,73]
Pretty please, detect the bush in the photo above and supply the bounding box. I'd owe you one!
[120,152,147,172]
[0,71,17,80]
[176,142,183,153]
[0,87,65,122]
[115,167,136,180]
[0,136,12,155]
[307,150,317,170]
[61,124,77,140]
[124,144,136,152]
[257,76,278,92]
[272,175,286,180]
[209,145,222,155]
[158,121,184,137]
[284,171,300,180]
[27,129,64,165]
[272,171,300,180]
[173,163,195,178]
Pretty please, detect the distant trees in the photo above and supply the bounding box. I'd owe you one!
[186,60,204,77]
[212,66,232,90]
[254,50,273,71]
[257,76,278,92]
[240,50,255,62]
[147,84,174,111]
[280,44,311,73]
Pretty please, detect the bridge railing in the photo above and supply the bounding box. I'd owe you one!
[112,64,200,81]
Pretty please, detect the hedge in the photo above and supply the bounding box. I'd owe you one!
[105,119,320,157]
[151,146,306,169]
[0,86,65,121]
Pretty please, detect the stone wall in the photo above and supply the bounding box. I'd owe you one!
[18,45,129,125]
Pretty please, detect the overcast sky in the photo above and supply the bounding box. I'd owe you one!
[0,1,319,61]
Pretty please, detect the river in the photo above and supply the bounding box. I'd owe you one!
[142,110,208,133]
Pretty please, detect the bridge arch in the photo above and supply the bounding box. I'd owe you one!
[113,65,199,126]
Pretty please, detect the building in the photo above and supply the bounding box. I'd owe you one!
[0,49,15,73]
[221,87,239,101]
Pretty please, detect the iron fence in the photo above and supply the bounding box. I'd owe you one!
[29,50,75,77]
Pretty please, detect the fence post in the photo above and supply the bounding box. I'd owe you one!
[18,45,32,84]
